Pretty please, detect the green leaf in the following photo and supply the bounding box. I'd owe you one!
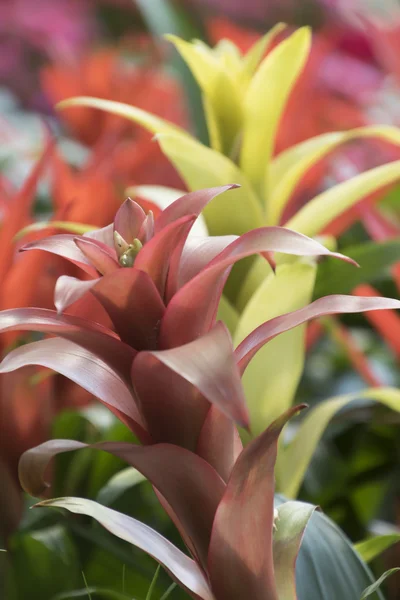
[146,565,161,600]
[285,159,400,237]
[355,535,400,563]
[52,587,133,599]
[8,525,80,600]
[217,294,239,337]
[361,569,400,599]
[240,27,311,195]
[57,97,188,138]
[315,240,400,297]
[234,261,316,435]
[273,501,316,600]
[97,468,146,507]
[167,35,242,154]
[15,221,96,242]
[157,133,264,235]
[268,126,400,225]
[275,496,384,600]
[277,387,400,499]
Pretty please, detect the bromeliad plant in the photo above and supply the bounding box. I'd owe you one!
[1,187,400,598]
[54,25,400,447]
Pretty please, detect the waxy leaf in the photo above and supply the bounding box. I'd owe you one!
[355,535,400,564]
[240,27,311,194]
[235,261,316,433]
[268,126,400,225]
[273,501,316,600]
[156,133,263,235]
[208,406,305,600]
[277,387,400,498]
[36,497,213,600]
[285,159,400,237]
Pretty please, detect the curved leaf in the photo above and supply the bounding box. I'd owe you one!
[355,535,400,563]
[37,497,213,600]
[57,96,188,138]
[0,338,144,434]
[15,220,96,241]
[235,262,316,434]
[274,496,385,600]
[156,133,264,235]
[21,234,98,276]
[208,406,305,600]
[285,159,400,237]
[240,28,311,194]
[273,501,316,600]
[361,569,400,599]
[161,228,354,348]
[277,387,400,498]
[268,126,400,225]
[236,295,400,373]
[315,240,400,297]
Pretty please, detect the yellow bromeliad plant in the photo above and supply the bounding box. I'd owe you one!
[57,26,400,499]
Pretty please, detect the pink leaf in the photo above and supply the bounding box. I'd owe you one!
[114,198,146,244]
[154,185,238,234]
[37,497,213,600]
[160,227,355,347]
[208,405,306,600]
[84,223,114,247]
[21,234,98,276]
[74,237,119,274]
[135,215,195,298]
[178,235,238,289]
[22,439,225,570]
[90,268,165,350]
[0,307,135,380]
[0,338,145,437]
[236,294,400,374]
[55,276,99,313]
[196,405,243,483]
[132,322,249,450]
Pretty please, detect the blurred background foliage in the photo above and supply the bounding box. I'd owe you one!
[1,0,400,598]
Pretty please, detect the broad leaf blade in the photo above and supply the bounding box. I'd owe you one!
[355,535,400,563]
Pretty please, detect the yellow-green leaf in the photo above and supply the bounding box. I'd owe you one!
[277,387,400,499]
[240,27,311,194]
[217,294,239,337]
[234,261,317,436]
[239,23,286,88]
[236,255,274,311]
[268,126,400,225]
[285,159,400,237]
[57,96,187,137]
[167,35,242,154]
[355,535,400,564]
[14,221,96,241]
[157,133,264,235]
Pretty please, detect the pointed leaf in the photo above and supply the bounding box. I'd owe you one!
[361,569,400,599]
[55,276,100,313]
[21,234,98,276]
[0,338,144,434]
[355,535,400,564]
[234,262,316,434]
[196,405,242,483]
[268,126,400,225]
[24,439,225,570]
[236,295,400,374]
[133,322,249,452]
[240,24,286,85]
[273,501,316,600]
[114,198,146,244]
[90,268,165,350]
[277,387,400,499]
[208,406,306,600]
[160,227,355,348]
[156,133,264,235]
[37,497,213,600]
[74,237,119,274]
[315,240,400,297]
[240,28,311,194]
[57,96,188,138]
[0,307,135,379]
[285,159,400,237]
[15,221,96,242]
